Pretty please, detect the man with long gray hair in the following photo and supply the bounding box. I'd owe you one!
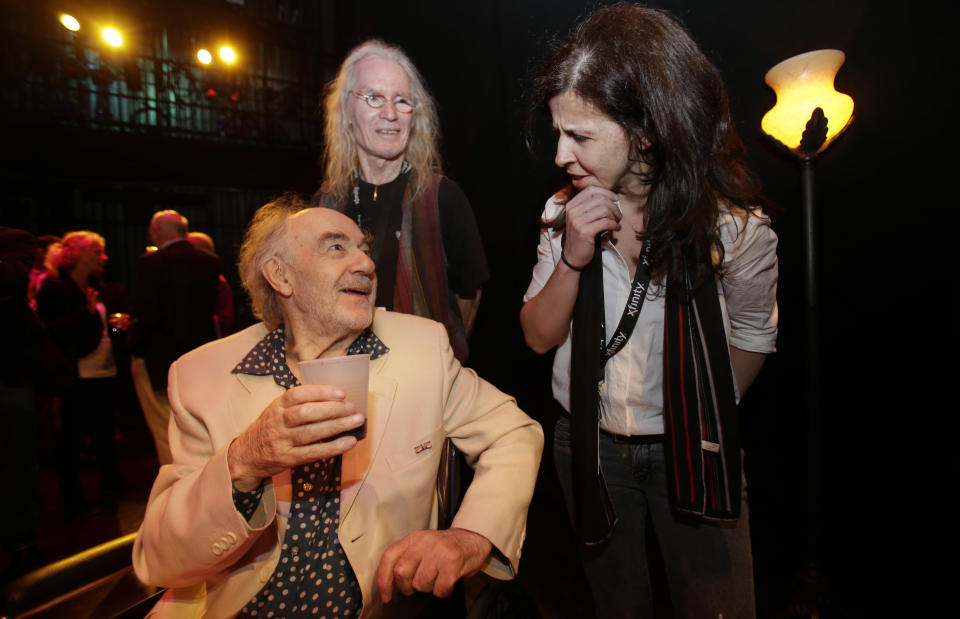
[312,40,488,362]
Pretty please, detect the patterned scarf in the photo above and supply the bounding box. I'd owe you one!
[391,173,469,362]
[570,244,741,545]
[662,259,741,521]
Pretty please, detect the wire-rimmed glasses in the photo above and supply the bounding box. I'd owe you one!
[351,91,416,113]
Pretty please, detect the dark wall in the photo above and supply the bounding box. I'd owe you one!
[333,0,948,611]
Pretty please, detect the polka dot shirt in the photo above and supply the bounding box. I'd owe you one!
[231,325,389,618]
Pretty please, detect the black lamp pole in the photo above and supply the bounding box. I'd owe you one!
[798,111,826,577]
[766,106,841,616]
[801,153,821,573]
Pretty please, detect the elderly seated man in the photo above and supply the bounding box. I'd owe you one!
[133,195,543,618]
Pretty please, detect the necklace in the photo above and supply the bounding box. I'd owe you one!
[350,184,379,227]
[352,186,362,227]
[352,161,408,226]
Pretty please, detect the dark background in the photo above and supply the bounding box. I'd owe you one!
[1,0,950,615]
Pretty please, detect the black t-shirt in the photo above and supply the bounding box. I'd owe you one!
[344,172,489,310]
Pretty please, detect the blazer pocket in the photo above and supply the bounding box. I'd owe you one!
[385,426,446,472]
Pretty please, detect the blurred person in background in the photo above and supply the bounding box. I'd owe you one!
[128,210,221,465]
[0,227,52,578]
[35,230,124,514]
[187,230,236,337]
[27,234,60,309]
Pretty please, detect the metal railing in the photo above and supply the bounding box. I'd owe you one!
[2,30,326,146]
[0,533,162,619]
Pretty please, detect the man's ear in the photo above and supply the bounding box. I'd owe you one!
[262,256,293,297]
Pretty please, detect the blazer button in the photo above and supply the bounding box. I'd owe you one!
[302,482,313,492]
[211,543,223,556]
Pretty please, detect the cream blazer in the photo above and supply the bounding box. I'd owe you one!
[132,311,543,618]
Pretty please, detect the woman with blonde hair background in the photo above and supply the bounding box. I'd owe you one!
[35,230,123,514]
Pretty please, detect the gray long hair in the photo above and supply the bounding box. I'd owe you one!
[319,40,442,207]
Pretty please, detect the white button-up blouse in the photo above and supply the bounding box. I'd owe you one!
[523,195,779,436]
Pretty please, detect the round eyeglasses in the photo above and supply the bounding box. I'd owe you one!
[351,91,415,113]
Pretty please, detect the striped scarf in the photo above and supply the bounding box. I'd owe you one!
[662,260,741,521]
[392,173,469,362]
[570,245,740,545]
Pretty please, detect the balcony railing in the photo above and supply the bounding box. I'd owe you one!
[1,29,327,146]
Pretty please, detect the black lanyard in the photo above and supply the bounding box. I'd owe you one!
[599,240,653,370]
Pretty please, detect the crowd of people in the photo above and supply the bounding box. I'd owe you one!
[1,5,779,617]
[0,214,235,576]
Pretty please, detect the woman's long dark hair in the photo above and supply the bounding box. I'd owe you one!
[526,3,765,295]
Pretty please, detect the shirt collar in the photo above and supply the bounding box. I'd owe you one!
[232,324,389,386]
[158,237,185,250]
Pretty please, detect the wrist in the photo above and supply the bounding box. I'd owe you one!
[227,436,262,491]
[451,527,492,553]
[232,476,263,492]
[560,247,587,272]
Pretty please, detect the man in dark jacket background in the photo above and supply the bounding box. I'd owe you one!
[129,210,221,464]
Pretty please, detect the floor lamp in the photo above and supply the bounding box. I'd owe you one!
[761,49,854,616]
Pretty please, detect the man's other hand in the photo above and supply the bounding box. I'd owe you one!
[227,384,364,490]
[376,528,493,603]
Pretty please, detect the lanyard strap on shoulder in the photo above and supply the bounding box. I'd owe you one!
[600,240,653,367]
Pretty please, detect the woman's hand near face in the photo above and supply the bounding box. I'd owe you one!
[521,188,622,354]
[562,186,622,269]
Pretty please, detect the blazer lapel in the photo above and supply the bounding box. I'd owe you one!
[232,372,284,427]
[341,353,396,522]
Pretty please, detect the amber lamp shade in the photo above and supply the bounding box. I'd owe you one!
[761,49,854,156]
[759,52,858,599]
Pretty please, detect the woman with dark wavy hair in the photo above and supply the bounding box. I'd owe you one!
[520,4,778,617]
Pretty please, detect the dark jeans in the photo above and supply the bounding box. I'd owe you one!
[57,376,121,510]
[0,384,40,553]
[554,416,756,619]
